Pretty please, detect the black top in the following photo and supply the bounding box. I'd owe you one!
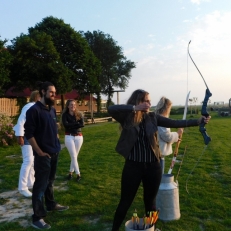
[128,118,157,163]
[24,101,61,154]
[62,112,84,134]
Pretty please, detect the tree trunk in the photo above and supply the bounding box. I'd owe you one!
[61,94,65,112]
[96,92,101,113]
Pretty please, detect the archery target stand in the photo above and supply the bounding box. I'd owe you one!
[156,174,180,221]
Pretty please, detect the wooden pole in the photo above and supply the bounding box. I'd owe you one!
[117,92,119,104]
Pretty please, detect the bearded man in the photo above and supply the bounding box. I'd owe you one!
[25,81,69,230]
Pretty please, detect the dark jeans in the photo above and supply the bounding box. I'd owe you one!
[32,153,59,222]
[111,159,162,231]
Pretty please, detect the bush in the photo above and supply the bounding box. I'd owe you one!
[0,113,16,146]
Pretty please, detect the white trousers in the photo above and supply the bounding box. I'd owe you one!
[18,145,35,190]
[65,135,83,174]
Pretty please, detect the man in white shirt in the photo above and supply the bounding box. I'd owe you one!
[13,90,40,197]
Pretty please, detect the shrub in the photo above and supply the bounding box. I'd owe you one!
[0,113,16,146]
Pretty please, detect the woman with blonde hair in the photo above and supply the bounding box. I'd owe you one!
[61,99,84,181]
[14,90,41,197]
[155,96,183,174]
[108,89,210,231]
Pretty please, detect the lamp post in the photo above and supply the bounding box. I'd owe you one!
[229,98,231,113]
[192,97,198,114]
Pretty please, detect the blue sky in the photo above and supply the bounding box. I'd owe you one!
[1,0,230,106]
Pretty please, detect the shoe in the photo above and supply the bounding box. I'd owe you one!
[76,175,81,182]
[31,219,51,229]
[47,203,69,212]
[67,173,73,180]
[19,189,32,197]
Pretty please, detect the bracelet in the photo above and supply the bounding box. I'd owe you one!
[133,105,136,112]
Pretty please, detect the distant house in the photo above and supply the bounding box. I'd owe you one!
[54,90,97,113]
[1,87,98,116]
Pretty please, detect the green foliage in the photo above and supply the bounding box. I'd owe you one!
[29,16,101,94]
[81,30,136,108]
[0,37,13,95]
[0,113,16,146]
[8,30,71,93]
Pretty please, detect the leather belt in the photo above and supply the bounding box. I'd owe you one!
[65,133,82,136]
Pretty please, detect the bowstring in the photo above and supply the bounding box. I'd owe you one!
[185,145,208,194]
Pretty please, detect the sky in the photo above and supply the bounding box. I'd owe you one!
[0,0,230,106]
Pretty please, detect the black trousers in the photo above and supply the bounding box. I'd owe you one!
[111,159,162,231]
[32,153,59,222]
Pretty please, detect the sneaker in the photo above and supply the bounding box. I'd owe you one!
[67,173,73,180]
[47,203,69,212]
[19,189,32,197]
[31,219,51,229]
[76,175,81,182]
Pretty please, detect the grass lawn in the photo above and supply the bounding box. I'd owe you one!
[0,111,230,231]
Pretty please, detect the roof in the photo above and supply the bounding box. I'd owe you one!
[4,87,32,98]
[4,87,96,100]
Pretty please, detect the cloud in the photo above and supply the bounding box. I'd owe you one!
[146,43,155,50]
[183,19,192,23]
[161,44,173,50]
[124,47,136,56]
[186,11,231,56]
[191,0,210,5]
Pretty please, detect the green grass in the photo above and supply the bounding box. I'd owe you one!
[0,111,231,230]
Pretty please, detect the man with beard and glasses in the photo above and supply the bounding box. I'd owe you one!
[25,81,69,230]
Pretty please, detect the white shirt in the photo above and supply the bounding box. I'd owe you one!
[157,126,179,156]
[13,102,35,136]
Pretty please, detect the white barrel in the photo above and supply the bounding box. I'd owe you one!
[156,173,180,221]
[125,218,154,231]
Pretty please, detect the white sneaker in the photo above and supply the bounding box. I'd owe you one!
[19,189,32,197]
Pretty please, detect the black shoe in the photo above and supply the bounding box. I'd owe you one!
[47,204,69,212]
[31,219,51,229]
[67,173,73,180]
[76,175,81,182]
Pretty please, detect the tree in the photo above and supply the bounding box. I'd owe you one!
[0,37,12,95]
[8,31,71,94]
[81,30,136,109]
[8,16,101,110]
[29,17,101,100]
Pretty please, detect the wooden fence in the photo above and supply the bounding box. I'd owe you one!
[0,98,19,116]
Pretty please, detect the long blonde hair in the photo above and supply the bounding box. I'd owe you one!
[61,99,82,124]
[155,97,172,117]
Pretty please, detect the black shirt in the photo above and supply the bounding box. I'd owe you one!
[128,118,157,163]
[62,112,84,134]
[24,101,61,154]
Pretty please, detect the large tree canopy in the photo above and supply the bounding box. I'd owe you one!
[8,31,71,94]
[81,30,136,107]
[0,38,12,95]
[7,16,101,109]
[29,16,101,94]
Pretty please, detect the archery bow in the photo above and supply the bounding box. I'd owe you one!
[188,40,212,145]
[186,41,213,194]
[168,91,190,174]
